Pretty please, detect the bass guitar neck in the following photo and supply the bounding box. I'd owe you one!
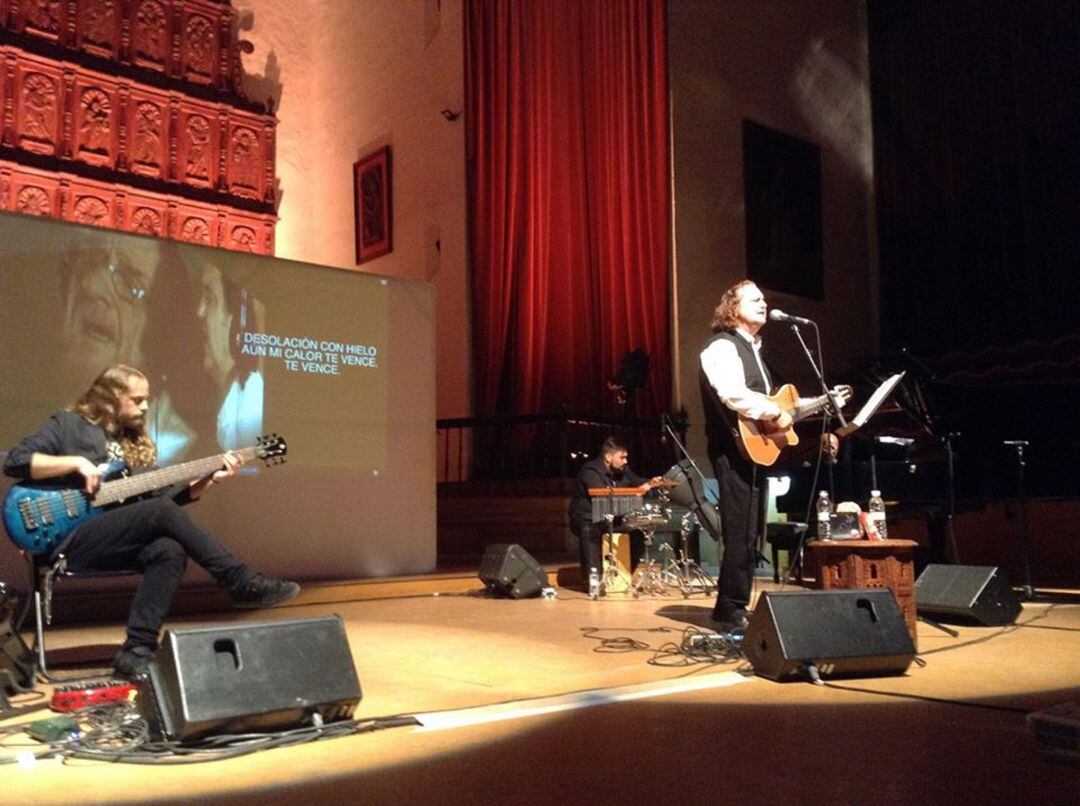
[2,434,286,554]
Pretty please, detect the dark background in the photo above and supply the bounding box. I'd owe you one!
[869,0,1080,358]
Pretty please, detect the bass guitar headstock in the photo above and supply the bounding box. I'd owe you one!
[256,433,288,465]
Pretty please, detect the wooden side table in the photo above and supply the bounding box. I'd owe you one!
[805,539,919,647]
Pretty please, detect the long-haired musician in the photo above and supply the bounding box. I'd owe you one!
[3,364,299,677]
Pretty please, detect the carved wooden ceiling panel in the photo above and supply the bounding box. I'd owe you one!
[0,0,276,254]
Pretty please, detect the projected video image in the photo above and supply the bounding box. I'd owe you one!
[1,211,435,581]
[150,260,268,463]
[1,212,388,470]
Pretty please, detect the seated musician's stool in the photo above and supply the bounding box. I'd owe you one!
[804,539,919,647]
[765,522,808,584]
[26,552,137,680]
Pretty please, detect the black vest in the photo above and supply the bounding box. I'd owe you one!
[698,330,772,458]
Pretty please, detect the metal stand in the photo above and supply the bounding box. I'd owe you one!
[944,431,961,563]
[787,323,847,431]
[659,416,721,542]
[918,615,959,638]
[601,512,618,595]
[630,530,667,597]
[660,513,717,597]
[1004,439,1035,601]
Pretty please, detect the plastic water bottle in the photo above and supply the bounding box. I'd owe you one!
[816,490,832,540]
[868,490,888,540]
[588,567,600,599]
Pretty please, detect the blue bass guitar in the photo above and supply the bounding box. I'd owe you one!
[2,434,286,554]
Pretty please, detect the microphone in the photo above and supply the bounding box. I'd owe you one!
[768,309,815,326]
[764,309,812,324]
[659,414,669,444]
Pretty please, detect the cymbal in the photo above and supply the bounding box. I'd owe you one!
[649,479,681,489]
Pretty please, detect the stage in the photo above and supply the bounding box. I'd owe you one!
[3,573,1078,804]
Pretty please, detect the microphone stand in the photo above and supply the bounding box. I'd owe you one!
[786,323,847,430]
[783,322,841,583]
[1003,439,1035,601]
[944,431,960,564]
[659,416,718,596]
[661,415,717,510]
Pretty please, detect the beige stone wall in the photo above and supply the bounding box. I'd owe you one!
[230,0,874,441]
[669,0,876,467]
[234,0,471,419]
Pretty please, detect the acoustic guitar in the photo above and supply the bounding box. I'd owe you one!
[737,385,851,466]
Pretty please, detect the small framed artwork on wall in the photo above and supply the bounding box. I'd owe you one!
[354,146,392,264]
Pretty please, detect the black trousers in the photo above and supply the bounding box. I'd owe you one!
[571,521,602,580]
[59,497,249,651]
[711,452,765,617]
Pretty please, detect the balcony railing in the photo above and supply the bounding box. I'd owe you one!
[436,412,687,494]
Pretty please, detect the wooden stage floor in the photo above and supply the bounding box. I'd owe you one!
[4,574,1079,805]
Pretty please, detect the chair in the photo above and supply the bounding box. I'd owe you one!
[25,552,137,681]
[765,521,808,584]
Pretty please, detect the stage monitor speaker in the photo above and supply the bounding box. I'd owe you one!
[140,615,362,742]
[915,565,1021,626]
[745,590,916,682]
[479,543,547,599]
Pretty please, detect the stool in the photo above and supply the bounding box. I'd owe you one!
[26,552,137,681]
[765,522,808,583]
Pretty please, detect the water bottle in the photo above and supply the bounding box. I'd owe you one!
[868,490,888,540]
[816,490,832,540]
[588,567,600,599]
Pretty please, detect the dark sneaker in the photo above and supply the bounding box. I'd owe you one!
[230,573,300,609]
[113,644,155,678]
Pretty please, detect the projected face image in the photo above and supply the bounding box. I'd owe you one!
[188,259,265,453]
[61,237,159,383]
[197,265,235,387]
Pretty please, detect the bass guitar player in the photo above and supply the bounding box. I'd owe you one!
[2,364,299,678]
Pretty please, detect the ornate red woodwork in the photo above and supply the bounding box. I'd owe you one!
[2,0,247,91]
[0,158,275,252]
[0,0,276,254]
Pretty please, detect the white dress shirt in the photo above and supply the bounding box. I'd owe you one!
[700,329,783,421]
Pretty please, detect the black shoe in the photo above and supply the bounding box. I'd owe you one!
[230,573,300,609]
[113,644,155,678]
[712,605,750,632]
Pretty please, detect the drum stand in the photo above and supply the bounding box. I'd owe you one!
[601,547,621,593]
[630,530,667,598]
[660,514,717,597]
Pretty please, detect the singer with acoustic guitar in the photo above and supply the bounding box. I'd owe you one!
[3,364,299,677]
[699,281,850,632]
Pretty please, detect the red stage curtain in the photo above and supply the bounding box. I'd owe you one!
[465,0,670,418]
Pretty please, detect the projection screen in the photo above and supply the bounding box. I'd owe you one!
[0,211,436,585]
